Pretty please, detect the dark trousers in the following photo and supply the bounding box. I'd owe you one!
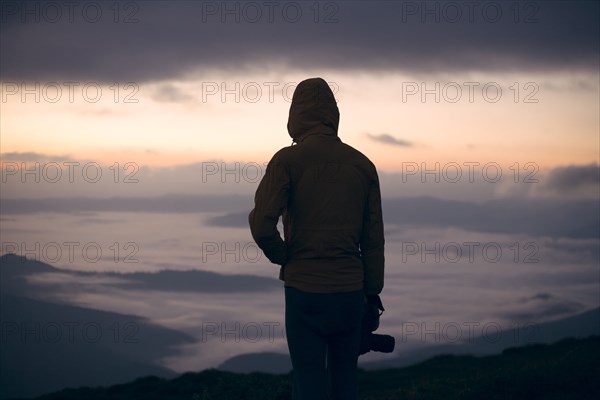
[285,286,365,400]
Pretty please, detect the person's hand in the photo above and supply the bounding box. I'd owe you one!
[365,294,385,311]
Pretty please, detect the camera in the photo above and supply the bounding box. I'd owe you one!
[359,295,395,355]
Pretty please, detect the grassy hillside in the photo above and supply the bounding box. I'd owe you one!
[16,335,600,400]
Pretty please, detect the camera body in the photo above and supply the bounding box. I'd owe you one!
[359,297,395,355]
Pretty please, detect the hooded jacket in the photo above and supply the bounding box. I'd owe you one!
[248,77,385,295]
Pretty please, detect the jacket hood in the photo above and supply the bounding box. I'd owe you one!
[287,77,339,143]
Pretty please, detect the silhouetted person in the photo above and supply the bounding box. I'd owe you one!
[249,77,385,400]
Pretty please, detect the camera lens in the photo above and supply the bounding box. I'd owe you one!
[369,334,395,353]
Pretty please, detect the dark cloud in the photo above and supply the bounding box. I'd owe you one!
[367,133,413,147]
[541,163,600,192]
[1,1,598,82]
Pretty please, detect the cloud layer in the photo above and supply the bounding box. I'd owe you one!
[367,133,413,147]
[1,1,598,82]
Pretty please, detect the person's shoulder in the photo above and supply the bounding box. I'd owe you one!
[270,144,296,161]
[264,144,298,171]
[340,142,378,172]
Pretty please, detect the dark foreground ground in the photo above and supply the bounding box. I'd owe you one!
[15,336,600,400]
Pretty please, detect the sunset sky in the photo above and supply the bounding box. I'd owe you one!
[1,1,598,173]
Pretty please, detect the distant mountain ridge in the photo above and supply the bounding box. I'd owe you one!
[206,196,600,239]
[0,293,194,399]
[0,253,280,296]
[217,306,600,374]
[8,335,600,400]
[2,195,598,238]
[0,253,280,400]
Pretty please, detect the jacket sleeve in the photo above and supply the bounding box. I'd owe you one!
[248,154,289,266]
[360,167,385,295]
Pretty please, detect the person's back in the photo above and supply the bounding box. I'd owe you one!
[249,77,385,400]
[276,129,384,294]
